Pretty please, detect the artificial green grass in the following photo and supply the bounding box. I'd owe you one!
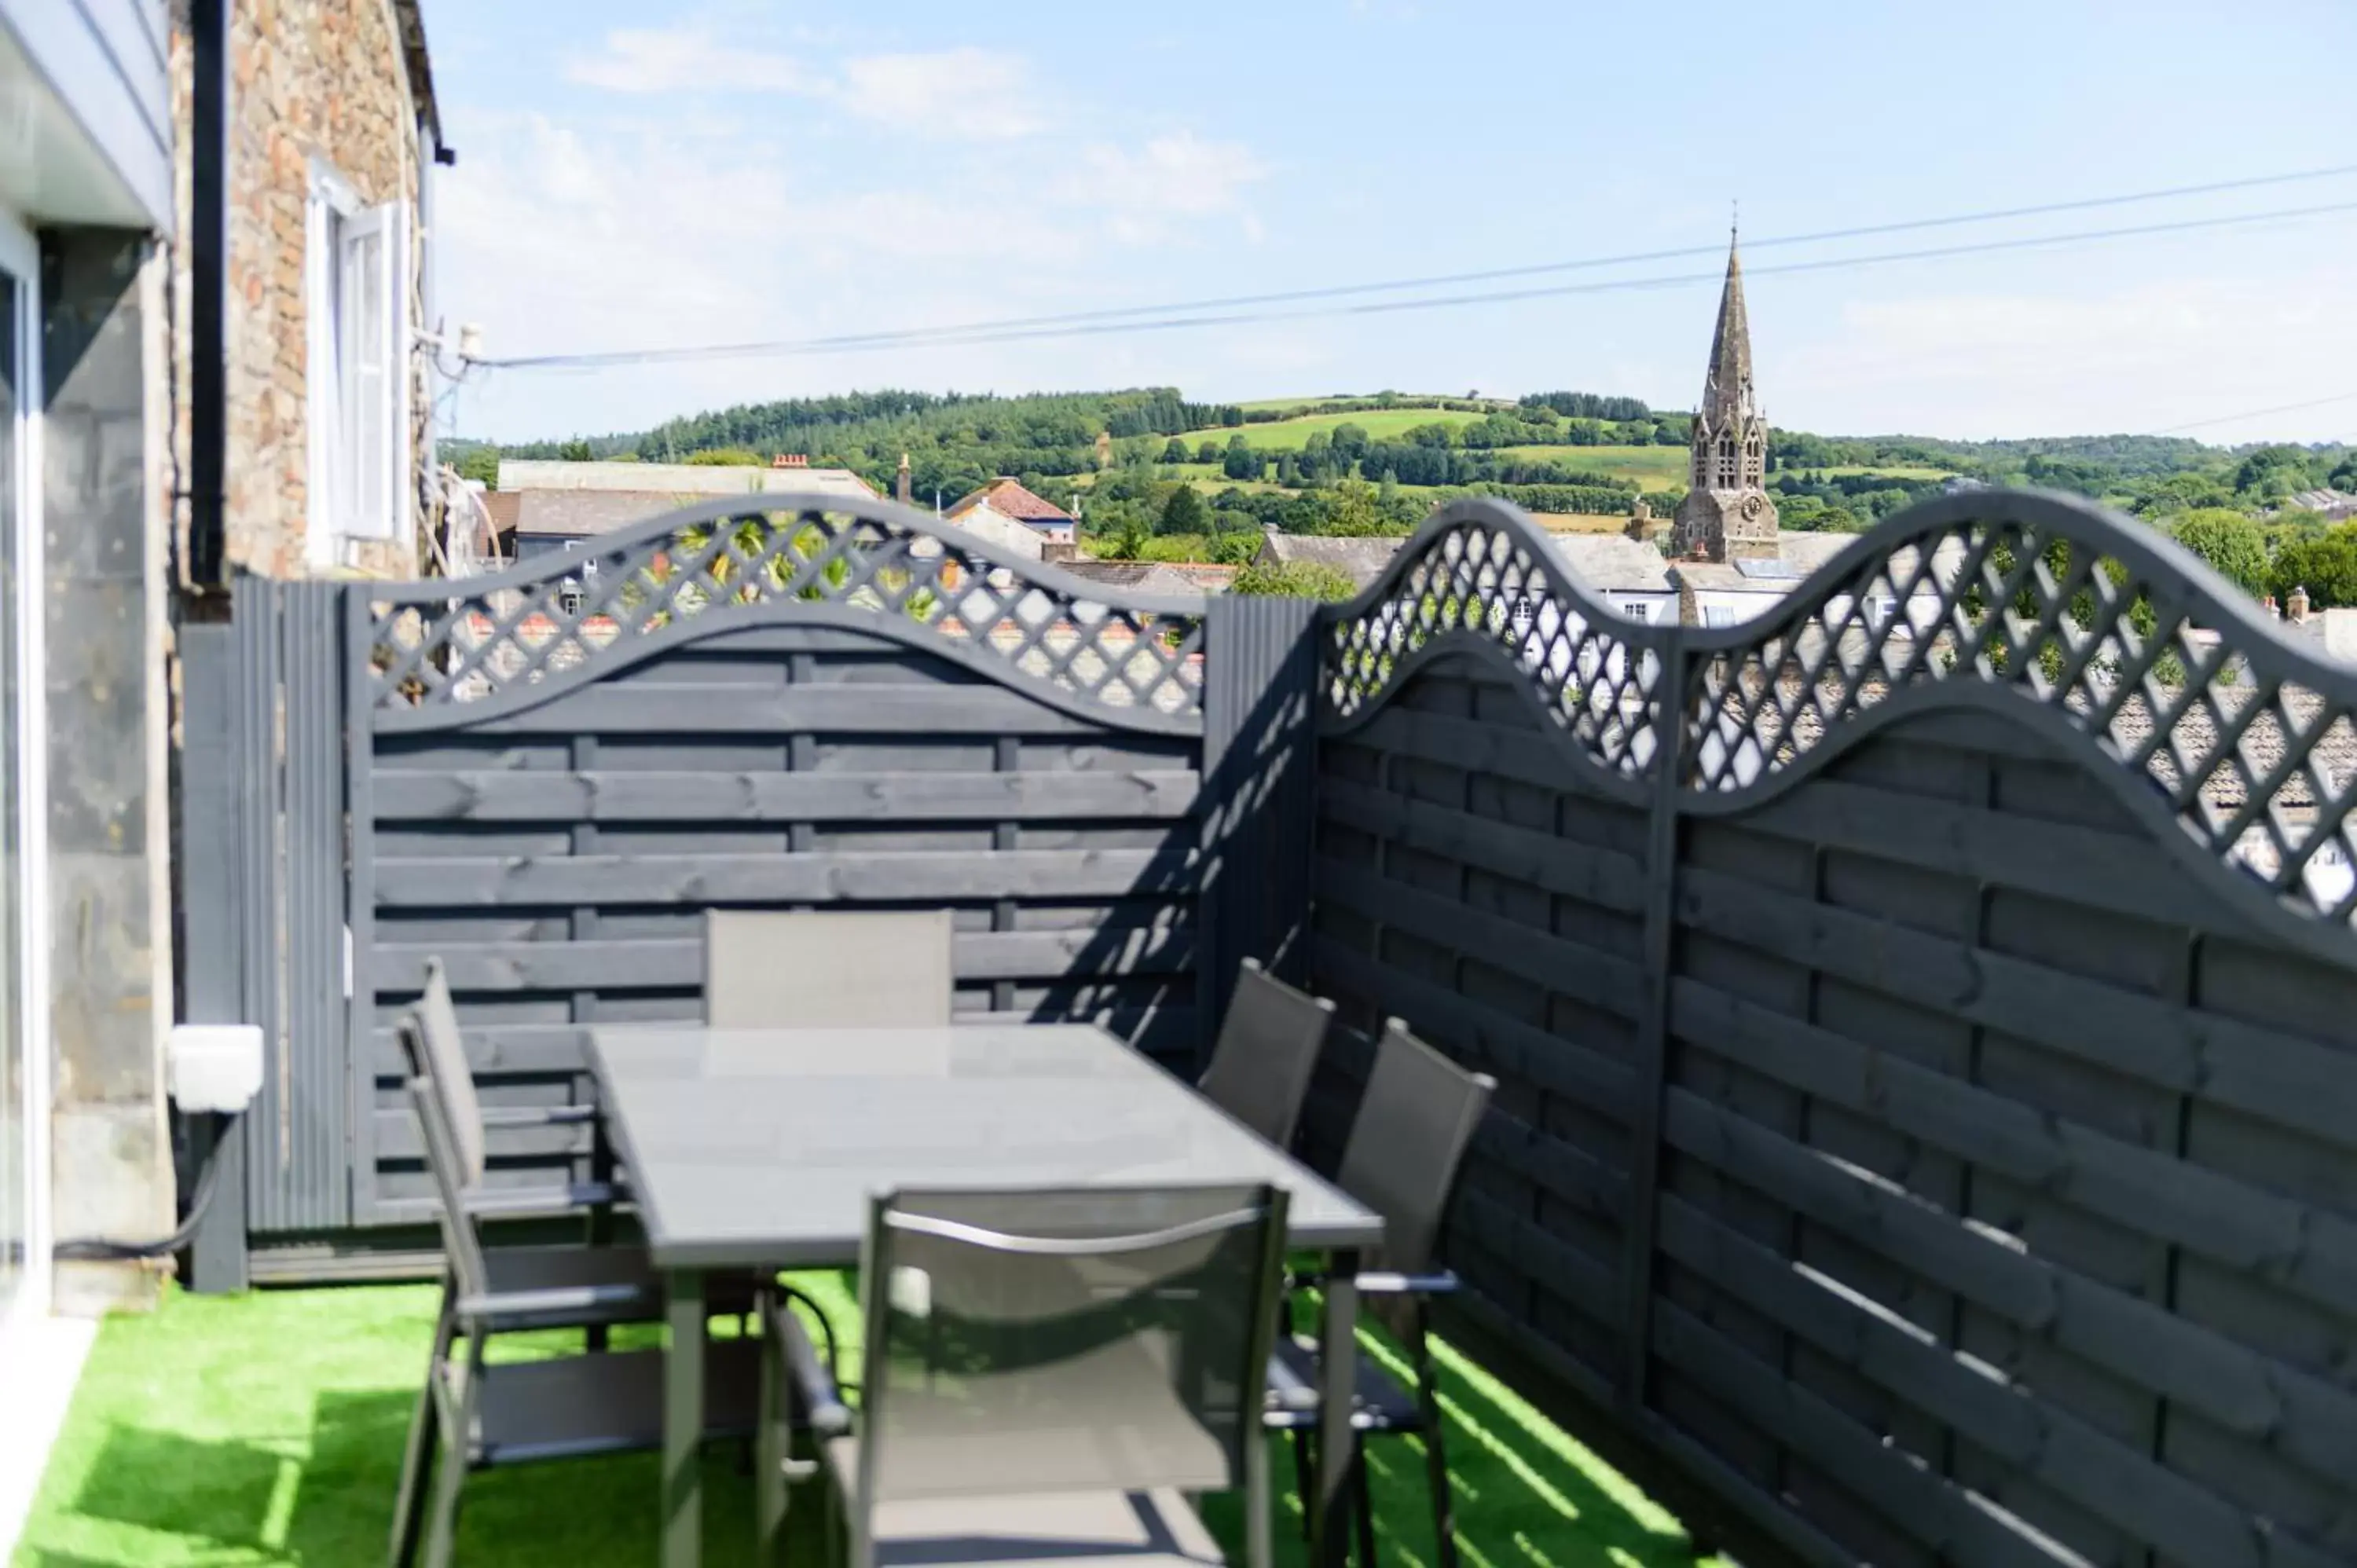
[15,1281,1716,1567]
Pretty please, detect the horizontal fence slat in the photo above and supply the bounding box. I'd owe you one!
[1316,858,1648,1020]
[374,848,1195,907]
[1661,1087,2357,1482]
[1650,1302,2100,1568]
[1674,863,2357,1145]
[372,768,1202,823]
[1737,774,2219,928]
[1658,1196,2345,1568]
[1341,705,1612,798]
[1455,1187,1621,1327]
[376,926,1196,994]
[1309,933,1638,1116]
[1317,776,1649,915]
[427,684,1113,737]
[1670,975,2357,1322]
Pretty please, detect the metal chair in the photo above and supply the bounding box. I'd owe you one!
[1265,1019,1494,1568]
[388,974,760,1566]
[388,1063,762,1568]
[1196,958,1335,1151]
[705,909,955,1028]
[757,1183,1292,1568]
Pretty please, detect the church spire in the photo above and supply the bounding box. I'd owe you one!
[1699,229,1753,427]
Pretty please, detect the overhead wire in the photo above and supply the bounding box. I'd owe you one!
[475,163,2357,372]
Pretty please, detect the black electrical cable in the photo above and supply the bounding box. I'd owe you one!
[53,1112,236,1262]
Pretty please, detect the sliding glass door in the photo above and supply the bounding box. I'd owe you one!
[0,220,37,1329]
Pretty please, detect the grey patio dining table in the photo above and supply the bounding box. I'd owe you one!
[586,1020,1387,1568]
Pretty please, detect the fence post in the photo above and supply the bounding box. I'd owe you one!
[1618,635,1688,1412]
[178,617,249,1291]
[1200,595,1321,1071]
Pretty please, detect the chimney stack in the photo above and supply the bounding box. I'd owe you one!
[896,452,913,505]
[2289,584,2311,623]
[771,452,809,469]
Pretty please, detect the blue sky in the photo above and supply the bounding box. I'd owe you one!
[427,0,2357,447]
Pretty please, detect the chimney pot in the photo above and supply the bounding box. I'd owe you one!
[2289,584,2311,622]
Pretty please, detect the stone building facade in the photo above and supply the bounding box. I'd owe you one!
[169,0,440,581]
[1670,236,1779,563]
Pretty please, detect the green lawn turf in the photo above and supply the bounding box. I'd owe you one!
[16,1282,1718,1568]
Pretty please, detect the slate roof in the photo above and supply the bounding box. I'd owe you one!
[1255,534,1409,590]
[1056,560,1235,596]
[1549,533,1673,593]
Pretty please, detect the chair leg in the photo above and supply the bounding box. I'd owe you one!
[1289,1429,1317,1543]
[388,1290,455,1568]
[756,1317,787,1563]
[418,1442,468,1568]
[1412,1328,1459,1568]
[1351,1440,1377,1568]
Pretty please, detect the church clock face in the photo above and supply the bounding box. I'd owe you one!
[1740,494,1764,522]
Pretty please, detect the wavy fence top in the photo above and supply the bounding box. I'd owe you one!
[1321,491,2357,932]
[366,493,1209,728]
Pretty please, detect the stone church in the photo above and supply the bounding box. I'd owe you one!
[1672,233,1780,562]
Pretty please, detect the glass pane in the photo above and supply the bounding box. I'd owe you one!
[0,269,24,1318]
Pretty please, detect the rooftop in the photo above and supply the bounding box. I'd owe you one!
[946,478,1075,526]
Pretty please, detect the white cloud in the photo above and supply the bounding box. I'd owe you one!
[563,27,814,94]
[836,49,1044,139]
[1061,134,1270,244]
[564,30,1043,141]
[1775,273,2357,441]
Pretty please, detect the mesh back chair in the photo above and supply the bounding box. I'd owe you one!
[388,1060,763,1568]
[705,909,955,1028]
[1265,1019,1494,1568]
[757,1184,1292,1568]
[1196,959,1336,1151]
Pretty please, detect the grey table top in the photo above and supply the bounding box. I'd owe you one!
[587,1022,1385,1269]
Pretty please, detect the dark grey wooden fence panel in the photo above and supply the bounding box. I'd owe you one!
[1307,650,1648,1396]
[229,579,351,1235]
[361,619,1210,1214]
[1307,493,2357,1568]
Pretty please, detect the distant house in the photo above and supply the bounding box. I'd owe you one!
[495,456,879,560]
[1254,529,1674,623]
[1058,560,1237,596]
[2287,488,2357,522]
[944,478,1079,558]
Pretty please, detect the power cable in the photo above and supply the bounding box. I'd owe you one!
[480,196,2357,371]
[2149,390,2357,435]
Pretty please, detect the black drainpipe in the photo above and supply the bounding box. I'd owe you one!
[187,0,229,591]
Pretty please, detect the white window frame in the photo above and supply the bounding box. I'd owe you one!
[305,162,412,568]
[0,204,49,1339]
[1703,604,1736,628]
[1622,600,1652,624]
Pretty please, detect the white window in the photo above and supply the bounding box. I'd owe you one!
[1622,601,1651,624]
[1703,605,1735,628]
[306,164,411,567]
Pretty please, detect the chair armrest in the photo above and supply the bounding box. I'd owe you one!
[477,1105,598,1129]
[460,1180,624,1216]
[760,1291,852,1437]
[455,1280,649,1322]
[1286,1267,1458,1297]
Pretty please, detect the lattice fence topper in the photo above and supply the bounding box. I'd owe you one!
[1321,492,2357,929]
[366,494,1208,719]
[1325,501,1669,779]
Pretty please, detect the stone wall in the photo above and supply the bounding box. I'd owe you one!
[169,0,429,581]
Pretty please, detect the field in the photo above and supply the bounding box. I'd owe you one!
[1187,407,1497,449]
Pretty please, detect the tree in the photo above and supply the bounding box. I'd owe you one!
[685,447,763,466]
[1222,434,1260,482]
[1159,484,1208,536]
[1207,530,1261,566]
[2270,523,2357,608]
[1160,438,1190,464]
[2167,508,2271,596]
[2234,445,2317,502]
[559,438,593,461]
[1330,423,1370,462]
[1231,560,1358,601]
[1197,439,1222,464]
[1322,478,1387,537]
[453,446,499,488]
[1276,453,1299,487]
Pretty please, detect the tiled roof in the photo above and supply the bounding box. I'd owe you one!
[511,490,691,540]
[947,478,1073,524]
[1057,560,1233,596]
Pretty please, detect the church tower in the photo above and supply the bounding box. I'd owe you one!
[1672,231,1778,562]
